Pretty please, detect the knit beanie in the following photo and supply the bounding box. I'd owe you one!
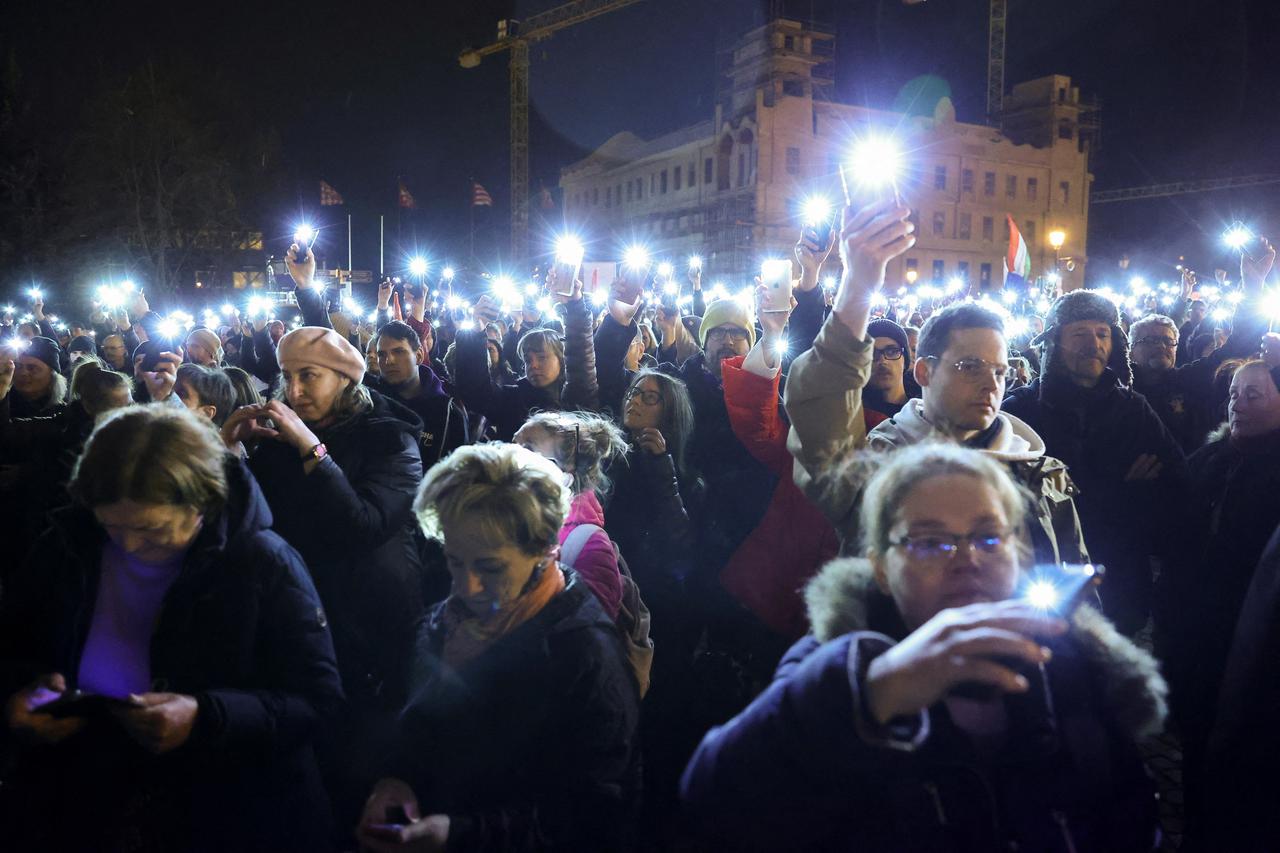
[698,299,757,349]
[277,326,366,384]
[867,319,909,352]
[68,335,97,355]
[24,336,61,372]
[185,328,224,364]
[1035,290,1132,387]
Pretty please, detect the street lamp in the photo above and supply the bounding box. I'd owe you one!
[1048,229,1066,251]
[905,269,919,285]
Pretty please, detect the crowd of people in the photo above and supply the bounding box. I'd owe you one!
[2,195,1279,851]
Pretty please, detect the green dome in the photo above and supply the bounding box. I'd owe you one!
[893,75,953,117]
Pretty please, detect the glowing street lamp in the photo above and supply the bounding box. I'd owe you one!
[1048,229,1067,251]
[905,269,919,285]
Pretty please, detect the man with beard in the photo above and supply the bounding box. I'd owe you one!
[861,318,911,417]
[368,321,468,468]
[1003,290,1187,634]
[1130,240,1273,454]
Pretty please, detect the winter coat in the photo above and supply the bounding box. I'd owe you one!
[1003,373,1187,634]
[680,558,1167,853]
[1202,522,1280,850]
[365,364,469,468]
[784,313,1089,567]
[247,389,424,708]
[1132,299,1269,454]
[1155,430,1280,774]
[559,491,623,620]
[394,568,641,852]
[720,354,839,639]
[0,460,343,852]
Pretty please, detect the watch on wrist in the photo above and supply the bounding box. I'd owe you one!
[303,442,328,462]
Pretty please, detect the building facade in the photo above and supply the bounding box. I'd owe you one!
[560,18,1094,291]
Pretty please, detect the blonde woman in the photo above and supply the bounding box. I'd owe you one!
[358,442,640,852]
[683,444,1167,852]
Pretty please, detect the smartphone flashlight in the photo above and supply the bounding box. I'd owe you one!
[294,224,316,260]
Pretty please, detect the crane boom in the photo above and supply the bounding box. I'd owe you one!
[1091,174,1280,204]
[987,0,1006,125]
[460,0,643,266]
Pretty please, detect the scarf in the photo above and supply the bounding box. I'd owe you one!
[442,564,566,667]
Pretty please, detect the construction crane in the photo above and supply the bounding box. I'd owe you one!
[1091,174,1280,204]
[460,0,643,267]
[987,0,1006,125]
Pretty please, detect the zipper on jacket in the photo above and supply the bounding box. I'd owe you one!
[923,782,948,826]
[1051,809,1078,853]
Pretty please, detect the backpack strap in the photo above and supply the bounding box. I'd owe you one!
[560,523,603,570]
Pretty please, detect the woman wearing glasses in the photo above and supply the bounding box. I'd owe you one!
[682,444,1167,853]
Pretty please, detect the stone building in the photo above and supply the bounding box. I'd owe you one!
[560,18,1096,291]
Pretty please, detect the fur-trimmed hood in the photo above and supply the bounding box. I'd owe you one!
[804,557,1168,741]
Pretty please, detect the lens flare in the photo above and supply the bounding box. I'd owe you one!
[555,236,585,267]
[846,136,902,188]
[1025,581,1060,610]
[408,257,429,277]
[623,245,650,271]
[801,195,834,226]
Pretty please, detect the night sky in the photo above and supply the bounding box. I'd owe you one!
[7,0,1280,287]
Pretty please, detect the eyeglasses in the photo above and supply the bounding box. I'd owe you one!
[706,327,750,344]
[926,356,1011,382]
[625,388,662,406]
[890,531,1012,563]
[1134,337,1177,350]
[873,345,904,361]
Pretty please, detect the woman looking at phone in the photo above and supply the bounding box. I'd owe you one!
[681,444,1167,852]
[0,405,342,851]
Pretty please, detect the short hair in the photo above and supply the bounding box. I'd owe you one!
[517,328,565,370]
[69,404,229,514]
[375,320,422,353]
[916,303,1006,361]
[414,443,570,556]
[70,361,132,416]
[177,364,237,427]
[515,411,629,496]
[1131,314,1179,343]
[860,443,1031,562]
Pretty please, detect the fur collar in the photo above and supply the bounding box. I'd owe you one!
[804,557,1169,741]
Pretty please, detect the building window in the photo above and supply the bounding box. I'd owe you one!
[980,263,992,286]
[737,152,746,187]
[1058,87,1067,102]
[958,260,970,280]
[784,35,794,50]
[1006,175,1017,199]
[1059,181,1070,205]
[1003,218,1011,243]
[906,258,919,275]
[705,158,714,184]
[674,166,682,191]
[689,163,696,186]
[650,174,656,194]
[983,172,996,196]
[1058,121,1073,140]
[605,187,612,208]
[962,169,974,194]
[1027,177,1038,201]
[636,179,643,200]
[783,79,805,97]
[786,147,801,176]
[1024,221,1037,245]
[626,182,633,202]
[932,260,945,281]
[932,211,945,236]
[660,170,668,194]
[958,213,972,240]
[982,216,994,241]
[934,165,947,190]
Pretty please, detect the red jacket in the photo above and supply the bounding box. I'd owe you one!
[718,356,843,639]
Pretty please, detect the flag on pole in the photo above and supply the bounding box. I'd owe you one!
[1003,214,1032,286]
[320,180,345,206]
[398,179,417,209]
[472,182,493,207]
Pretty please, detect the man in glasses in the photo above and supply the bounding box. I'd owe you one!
[862,318,912,418]
[785,199,1088,575]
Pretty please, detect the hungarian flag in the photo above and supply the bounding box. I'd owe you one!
[320,180,345,206]
[398,179,417,209]
[1003,214,1032,286]
[472,182,493,207]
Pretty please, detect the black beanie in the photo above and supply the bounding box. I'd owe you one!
[68,335,96,355]
[24,336,61,372]
[867,319,910,352]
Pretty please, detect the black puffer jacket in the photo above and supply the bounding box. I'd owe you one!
[247,389,424,707]
[394,568,641,852]
[682,558,1168,853]
[365,365,469,469]
[0,460,343,852]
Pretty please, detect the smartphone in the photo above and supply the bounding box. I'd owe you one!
[838,161,901,210]
[613,271,644,307]
[805,222,834,253]
[35,689,142,719]
[760,260,793,313]
[141,338,179,372]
